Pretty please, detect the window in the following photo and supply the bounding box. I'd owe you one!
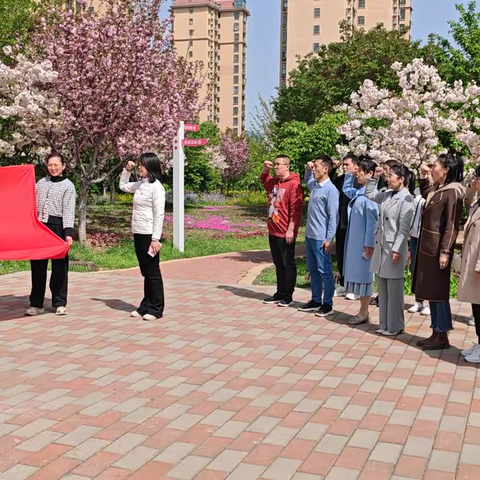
[313,25,320,35]
[233,22,239,31]
[282,14,287,27]
[189,18,193,25]
[233,128,239,136]
[189,51,193,58]
[282,65,286,78]
[189,40,193,47]
[400,9,406,20]
[282,31,287,44]
[282,50,286,61]
[400,0,406,4]
[233,117,239,126]
[314,8,320,18]
[234,65,239,74]
[283,0,288,10]
[234,43,239,52]
[358,0,365,8]
[234,76,239,84]
[189,29,194,36]
[358,16,365,25]
[189,7,194,13]
[234,33,239,41]
[234,12,240,20]
[234,54,239,63]
[233,86,239,94]
[313,43,319,52]
[233,96,239,105]
[233,107,238,115]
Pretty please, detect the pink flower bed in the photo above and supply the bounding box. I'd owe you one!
[164,214,264,233]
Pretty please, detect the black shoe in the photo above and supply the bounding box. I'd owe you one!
[298,300,322,312]
[278,299,293,307]
[370,296,379,307]
[316,304,334,317]
[263,295,283,304]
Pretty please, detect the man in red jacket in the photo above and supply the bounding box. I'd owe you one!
[260,155,304,307]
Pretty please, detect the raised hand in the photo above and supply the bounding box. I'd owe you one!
[374,166,383,179]
[125,160,136,172]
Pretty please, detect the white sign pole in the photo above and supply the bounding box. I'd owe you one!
[173,121,185,252]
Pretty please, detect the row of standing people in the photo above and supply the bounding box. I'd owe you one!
[260,152,480,362]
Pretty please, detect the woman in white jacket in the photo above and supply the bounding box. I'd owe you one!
[121,153,166,321]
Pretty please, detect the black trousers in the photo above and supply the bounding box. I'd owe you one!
[30,223,69,308]
[473,304,480,343]
[336,227,347,287]
[269,235,297,302]
[134,234,165,318]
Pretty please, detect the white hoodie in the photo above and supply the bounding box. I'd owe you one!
[120,168,165,240]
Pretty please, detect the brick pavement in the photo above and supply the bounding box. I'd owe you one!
[0,257,479,480]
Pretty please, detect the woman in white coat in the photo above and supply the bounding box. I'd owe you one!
[366,163,415,336]
[458,164,480,363]
[120,153,166,321]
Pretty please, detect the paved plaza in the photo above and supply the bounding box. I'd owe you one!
[0,252,479,480]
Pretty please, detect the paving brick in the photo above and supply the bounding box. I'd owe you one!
[205,449,247,473]
[112,446,160,470]
[56,426,102,447]
[64,438,111,461]
[16,431,64,452]
[154,441,196,463]
[263,457,303,480]
[369,442,402,464]
[0,464,39,480]
[167,455,212,479]
[104,433,148,455]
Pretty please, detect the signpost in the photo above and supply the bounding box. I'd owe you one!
[172,122,208,253]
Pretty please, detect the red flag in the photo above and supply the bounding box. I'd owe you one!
[0,165,70,261]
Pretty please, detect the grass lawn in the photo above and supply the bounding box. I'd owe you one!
[1,199,305,275]
[254,257,459,297]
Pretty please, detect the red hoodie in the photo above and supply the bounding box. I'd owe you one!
[260,172,304,238]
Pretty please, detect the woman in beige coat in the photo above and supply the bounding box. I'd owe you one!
[457,164,480,363]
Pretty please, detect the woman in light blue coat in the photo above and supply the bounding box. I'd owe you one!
[343,158,379,325]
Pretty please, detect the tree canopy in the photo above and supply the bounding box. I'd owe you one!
[273,23,430,126]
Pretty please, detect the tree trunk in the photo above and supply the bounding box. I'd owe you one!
[78,179,90,245]
[109,175,116,204]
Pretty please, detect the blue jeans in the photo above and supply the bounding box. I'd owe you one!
[306,237,334,306]
[409,237,418,276]
[429,301,452,333]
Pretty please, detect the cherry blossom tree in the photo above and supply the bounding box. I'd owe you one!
[337,58,480,168]
[208,131,249,194]
[1,0,202,243]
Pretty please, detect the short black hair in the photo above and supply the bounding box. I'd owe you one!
[314,154,333,171]
[358,156,377,175]
[437,152,464,185]
[475,164,480,178]
[46,150,67,176]
[139,153,163,183]
[383,159,400,168]
[343,153,359,165]
[275,154,291,165]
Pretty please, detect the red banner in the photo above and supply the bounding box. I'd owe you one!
[184,124,199,132]
[182,138,209,147]
[0,165,70,261]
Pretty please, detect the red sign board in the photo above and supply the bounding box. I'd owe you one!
[182,138,209,147]
[184,124,199,132]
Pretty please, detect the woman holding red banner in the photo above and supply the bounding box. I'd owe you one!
[25,152,76,317]
[121,153,166,321]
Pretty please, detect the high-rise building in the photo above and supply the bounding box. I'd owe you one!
[171,0,249,135]
[280,0,413,86]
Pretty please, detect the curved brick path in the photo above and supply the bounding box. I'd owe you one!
[0,253,479,480]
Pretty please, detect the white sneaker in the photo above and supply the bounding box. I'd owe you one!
[465,348,480,363]
[375,328,387,334]
[25,307,44,316]
[345,293,358,301]
[143,314,157,321]
[461,343,479,357]
[420,306,431,316]
[408,302,423,313]
[130,310,142,318]
[55,307,68,316]
[468,317,475,326]
[336,286,347,296]
[382,329,404,336]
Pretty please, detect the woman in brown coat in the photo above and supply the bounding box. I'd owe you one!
[457,165,480,363]
[412,152,466,350]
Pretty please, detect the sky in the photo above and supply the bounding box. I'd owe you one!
[161,0,469,127]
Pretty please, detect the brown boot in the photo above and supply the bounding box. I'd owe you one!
[417,330,436,347]
[422,332,450,350]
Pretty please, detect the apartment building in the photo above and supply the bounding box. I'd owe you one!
[280,0,413,86]
[171,0,249,135]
